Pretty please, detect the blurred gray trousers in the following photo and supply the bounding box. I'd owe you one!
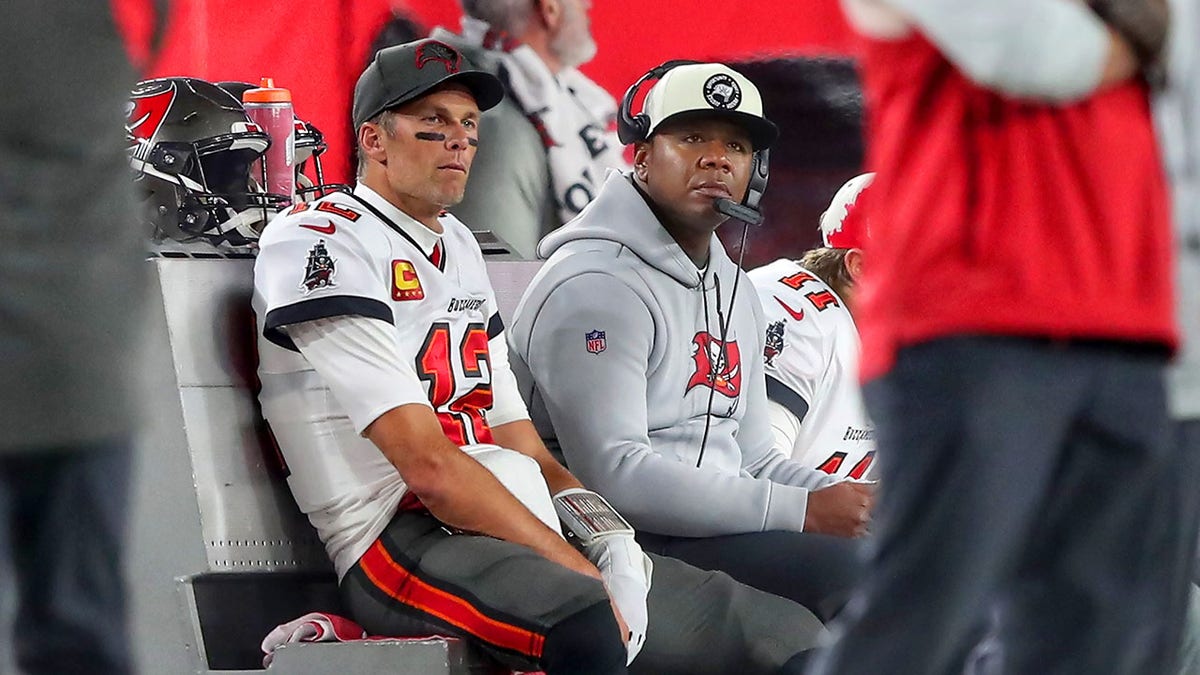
[0,2,144,675]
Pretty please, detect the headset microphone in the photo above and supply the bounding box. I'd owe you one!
[713,146,769,225]
[619,62,772,227]
[714,199,761,225]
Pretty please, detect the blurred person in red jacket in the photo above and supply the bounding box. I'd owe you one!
[805,1,1185,674]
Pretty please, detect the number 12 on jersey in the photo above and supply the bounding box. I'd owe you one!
[416,321,495,446]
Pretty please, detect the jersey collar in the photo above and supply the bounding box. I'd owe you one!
[351,184,445,259]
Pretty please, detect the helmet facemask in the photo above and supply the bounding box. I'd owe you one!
[128,77,292,249]
[293,118,350,201]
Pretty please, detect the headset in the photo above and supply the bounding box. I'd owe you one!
[619,60,774,467]
[617,59,771,226]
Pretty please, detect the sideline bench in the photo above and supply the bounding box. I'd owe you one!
[128,252,542,674]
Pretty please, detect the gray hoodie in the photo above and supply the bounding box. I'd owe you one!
[508,171,839,537]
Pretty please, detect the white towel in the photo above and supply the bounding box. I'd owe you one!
[260,610,548,674]
[260,612,367,667]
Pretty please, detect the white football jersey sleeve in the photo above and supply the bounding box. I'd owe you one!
[748,259,876,480]
[252,187,514,578]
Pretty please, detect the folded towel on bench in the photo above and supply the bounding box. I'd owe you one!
[261,612,545,674]
[261,612,370,667]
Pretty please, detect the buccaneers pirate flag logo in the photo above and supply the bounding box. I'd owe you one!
[300,240,337,293]
[686,332,742,398]
[764,320,785,367]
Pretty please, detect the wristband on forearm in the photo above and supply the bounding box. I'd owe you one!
[552,488,634,547]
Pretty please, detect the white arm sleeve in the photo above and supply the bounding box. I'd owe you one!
[285,315,432,435]
[487,331,532,428]
[842,0,1112,101]
[767,398,803,455]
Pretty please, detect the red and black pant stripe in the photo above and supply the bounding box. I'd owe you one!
[340,509,625,674]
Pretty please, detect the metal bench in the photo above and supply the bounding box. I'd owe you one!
[127,251,542,674]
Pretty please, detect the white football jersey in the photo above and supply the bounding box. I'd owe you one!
[748,259,875,480]
[253,185,506,577]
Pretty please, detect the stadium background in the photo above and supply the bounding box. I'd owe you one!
[112,0,866,265]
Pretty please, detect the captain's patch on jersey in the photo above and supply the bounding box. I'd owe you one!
[392,260,425,301]
[299,240,337,294]
[585,330,607,354]
[764,320,786,367]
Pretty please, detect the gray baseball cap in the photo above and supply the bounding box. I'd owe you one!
[352,39,505,128]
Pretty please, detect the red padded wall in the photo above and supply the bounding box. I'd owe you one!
[114,0,855,185]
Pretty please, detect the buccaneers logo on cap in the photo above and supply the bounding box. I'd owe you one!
[686,332,742,398]
[703,73,742,110]
[416,41,462,74]
[126,80,176,148]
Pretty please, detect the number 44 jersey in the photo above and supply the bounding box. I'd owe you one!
[252,186,507,577]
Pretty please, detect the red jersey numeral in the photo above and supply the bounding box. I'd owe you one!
[818,451,847,474]
[817,451,875,479]
[779,271,818,290]
[848,452,875,480]
[806,290,841,311]
[315,201,362,221]
[416,322,494,446]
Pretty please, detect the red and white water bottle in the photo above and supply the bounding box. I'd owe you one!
[242,77,295,202]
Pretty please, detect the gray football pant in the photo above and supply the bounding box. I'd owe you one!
[807,337,1184,675]
[637,529,864,623]
[633,553,826,675]
[343,509,825,675]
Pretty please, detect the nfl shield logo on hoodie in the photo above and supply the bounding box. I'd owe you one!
[585,330,607,354]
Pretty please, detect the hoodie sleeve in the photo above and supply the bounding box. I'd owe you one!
[523,272,811,537]
[734,284,844,493]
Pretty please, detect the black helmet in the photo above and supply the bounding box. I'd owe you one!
[126,77,289,247]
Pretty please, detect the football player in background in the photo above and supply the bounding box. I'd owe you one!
[749,174,875,479]
[1154,0,1200,669]
[438,0,628,259]
[807,1,1183,673]
[0,2,146,673]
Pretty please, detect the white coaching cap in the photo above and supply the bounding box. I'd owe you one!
[642,63,779,149]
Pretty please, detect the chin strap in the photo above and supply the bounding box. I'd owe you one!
[216,205,271,244]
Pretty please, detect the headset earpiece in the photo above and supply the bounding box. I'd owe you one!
[745,148,769,213]
[619,59,771,225]
[617,59,702,145]
[616,85,650,145]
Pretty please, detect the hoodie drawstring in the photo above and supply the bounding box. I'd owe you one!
[697,269,717,467]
